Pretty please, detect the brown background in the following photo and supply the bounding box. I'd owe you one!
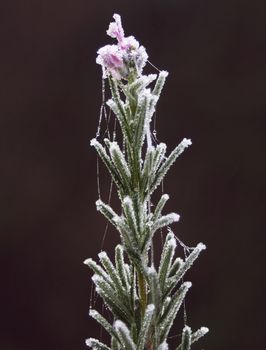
[0,0,265,349]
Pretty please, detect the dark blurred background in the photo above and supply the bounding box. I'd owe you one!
[0,0,265,349]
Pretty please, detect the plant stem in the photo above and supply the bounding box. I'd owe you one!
[137,269,147,317]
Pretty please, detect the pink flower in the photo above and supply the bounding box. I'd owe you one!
[120,35,139,50]
[106,14,125,43]
[96,45,123,68]
[96,45,127,80]
[107,15,140,51]
[96,14,148,80]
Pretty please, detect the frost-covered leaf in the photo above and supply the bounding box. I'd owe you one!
[160,282,192,342]
[140,147,155,194]
[152,143,167,174]
[137,304,155,350]
[109,141,131,191]
[147,266,162,313]
[152,70,169,97]
[85,338,111,350]
[134,91,150,156]
[168,257,184,278]
[192,326,209,344]
[92,275,132,322]
[89,309,119,340]
[122,196,139,240]
[83,258,112,285]
[153,194,169,222]
[90,138,121,190]
[150,138,192,194]
[98,251,129,305]
[181,326,192,350]
[152,212,180,233]
[113,216,140,254]
[96,199,119,228]
[129,74,157,95]
[176,326,209,350]
[107,98,132,147]
[165,243,206,297]
[115,245,130,291]
[114,320,136,350]
[108,76,127,120]
[112,336,121,350]
[158,232,176,291]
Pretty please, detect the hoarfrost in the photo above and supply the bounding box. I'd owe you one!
[89,309,98,317]
[91,274,103,283]
[98,251,107,259]
[146,304,155,313]
[85,338,93,347]
[83,258,93,266]
[167,237,177,249]
[183,325,192,332]
[200,327,209,334]
[158,341,169,350]
[181,138,192,148]
[197,242,207,251]
[114,320,130,334]
[123,196,132,206]
[183,281,192,289]
[90,138,97,146]
[161,194,169,201]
